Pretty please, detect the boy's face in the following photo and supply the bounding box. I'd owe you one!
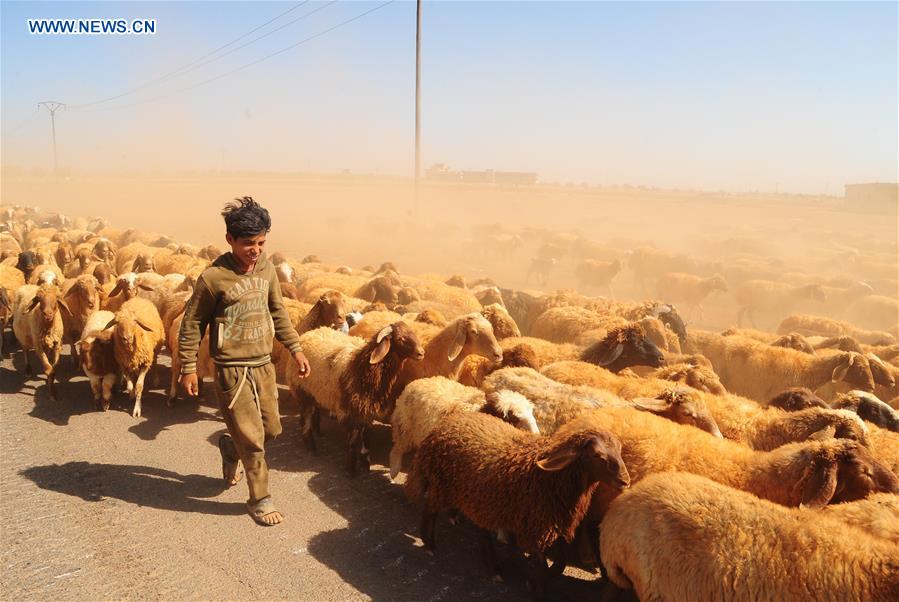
[226,232,266,271]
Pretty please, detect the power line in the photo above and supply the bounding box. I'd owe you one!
[69,1,315,109]
[72,1,396,113]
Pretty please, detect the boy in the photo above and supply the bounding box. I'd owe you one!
[178,197,310,526]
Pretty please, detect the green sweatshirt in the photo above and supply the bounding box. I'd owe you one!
[178,252,301,374]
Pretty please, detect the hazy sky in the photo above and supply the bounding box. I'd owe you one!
[2,1,896,193]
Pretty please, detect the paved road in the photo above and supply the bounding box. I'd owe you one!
[0,349,598,601]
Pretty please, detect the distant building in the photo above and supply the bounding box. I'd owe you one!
[844,183,898,213]
[425,164,537,185]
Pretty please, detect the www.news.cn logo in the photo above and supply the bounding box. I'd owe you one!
[28,19,156,35]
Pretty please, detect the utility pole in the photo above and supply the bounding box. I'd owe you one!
[414,0,422,216]
[38,101,65,179]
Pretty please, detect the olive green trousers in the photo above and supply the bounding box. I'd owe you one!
[214,362,281,502]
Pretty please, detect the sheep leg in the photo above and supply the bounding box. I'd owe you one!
[420,509,438,553]
[476,527,503,582]
[345,425,364,476]
[525,550,550,599]
[131,367,149,418]
[39,349,58,401]
[312,406,321,436]
[166,363,178,406]
[296,390,318,452]
[100,374,115,411]
[388,442,405,481]
[23,349,33,377]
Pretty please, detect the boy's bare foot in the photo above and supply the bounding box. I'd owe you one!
[246,497,283,526]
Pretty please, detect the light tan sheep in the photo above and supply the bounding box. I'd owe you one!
[600,472,899,602]
[734,279,826,328]
[655,272,727,321]
[106,297,164,418]
[778,313,895,345]
[12,283,69,399]
[388,377,538,479]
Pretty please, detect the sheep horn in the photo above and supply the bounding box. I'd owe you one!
[598,343,624,367]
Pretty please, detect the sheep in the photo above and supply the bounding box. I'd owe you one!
[479,303,520,340]
[473,286,504,308]
[353,274,401,306]
[579,323,664,373]
[845,295,899,332]
[734,280,826,328]
[288,323,425,474]
[396,313,503,393]
[405,410,629,590]
[58,274,102,363]
[686,329,875,402]
[612,300,688,346]
[388,377,538,479]
[575,259,622,297]
[541,360,869,451]
[105,297,164,418]
[561,406,899,526]
[77,310,117,410]
[767,387,829,411]
[26,264,64,286]
[101,272,153,312]
[526,256,557,286]
[770,332,817,354]
[599,472,899,602]
[832,390,899,432]
[412,308,447,327]
[498,288,541,335]
[814,350,896,401]
[499,336,581,367]
[12,283,69,399]
[821,492,899,543]
[649,362,726,394]
[484,367,723,438]
[655,272,727,321]
[270,290,348,383]
[778,313,896,345]
[530,305,610,344]
[457,342,538,388]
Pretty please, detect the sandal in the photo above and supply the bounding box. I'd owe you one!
[246,496,282,526]
[218,434,242,486]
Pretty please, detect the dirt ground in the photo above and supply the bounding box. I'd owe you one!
[0,349,601,601]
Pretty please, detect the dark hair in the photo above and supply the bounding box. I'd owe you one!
[221,196,271,238]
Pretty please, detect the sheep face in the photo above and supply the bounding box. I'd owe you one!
[829,443,899,504]
[372,321,424,364]
[317,291,348,329]
[652,304,687,344]
[834,392,899,432]
[397,287,420,305]
[449,314,502,363]
[92,263,113,285]
[537,430,630,491]
[131,254,155,273]
[633,389,723,438]
[865,354,895,389]
[69,277,101,311]
[768,388,829,412]
[832,353,875,393]
[582,325,665,372]
[92,239,115,261]
[27,286,69,327]
[772,333,816,355]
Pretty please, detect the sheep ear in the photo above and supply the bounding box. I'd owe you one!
[832,360,850,382]
[632,397,671,413]
[447,323,467,361]
[26,296,40,312]
[103,318,118,330]
[108,281,124,297]
[370,336,391,364]
[319,294,330,305]
[808,425,837,441]
[536,445,579,472]
[56,298,72,317]
[797,457,839,509]
[376,325,393,344]
[597,343,624,367]
[135,319,154,332]
[138,283,155,291]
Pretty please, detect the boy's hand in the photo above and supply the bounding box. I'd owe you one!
[293,351,311,379]
[179,373,199,396]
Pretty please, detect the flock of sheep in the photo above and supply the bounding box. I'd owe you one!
[1,204,898,600]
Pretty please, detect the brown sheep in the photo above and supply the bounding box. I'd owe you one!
[457,342,539,388]
[77,310,117,411]
[767,387,829,412]
[655,272,727,321]
[106,297,164,418]
[290,323,425,474]
[480,303,520,340]
[580,324,664,373]
[405,410,629,591]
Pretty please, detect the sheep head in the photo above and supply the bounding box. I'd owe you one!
[772,333,816,355]
[27,285,70,325]
[581,324,664,372]
[447,314,502,363]
[480,303,520,340]
[632,388,723,438]
[648,303,687,344]
[768,387,829,412]
[369,321,424,365]
[830,352,875,392]
[795,440,899,509]
[536,429,630,491]
[315,290,348,330]
[832,391,899,432]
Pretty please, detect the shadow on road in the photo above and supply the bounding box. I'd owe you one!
[128,398,221,441]
[21,461,244,516]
